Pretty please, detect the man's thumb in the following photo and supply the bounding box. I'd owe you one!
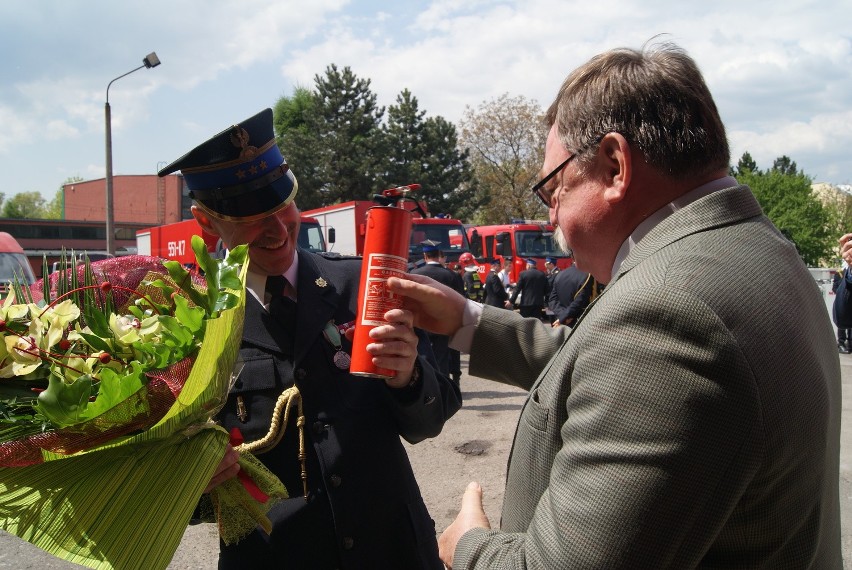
[460,481,484,513]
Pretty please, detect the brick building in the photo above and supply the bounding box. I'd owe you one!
[62,174,189,225]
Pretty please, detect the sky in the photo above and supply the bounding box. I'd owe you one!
[1,0,850,205]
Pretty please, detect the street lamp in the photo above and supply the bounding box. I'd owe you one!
[104,51,161,254]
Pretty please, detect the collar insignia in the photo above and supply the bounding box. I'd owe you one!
[315,277,328,288]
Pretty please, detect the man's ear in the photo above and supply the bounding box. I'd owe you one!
[599,133,631,204]
[191,205,218,235]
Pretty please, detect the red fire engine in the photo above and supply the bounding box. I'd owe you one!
[466,222,572,285]
[303,184,472,265]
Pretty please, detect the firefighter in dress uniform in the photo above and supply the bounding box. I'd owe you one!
[158,108,460,569]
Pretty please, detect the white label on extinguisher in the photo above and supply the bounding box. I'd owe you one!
[360,253,408,326]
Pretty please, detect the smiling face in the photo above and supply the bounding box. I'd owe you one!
[192,202,301,276]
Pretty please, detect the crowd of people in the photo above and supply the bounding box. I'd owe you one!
[158,39,841,569]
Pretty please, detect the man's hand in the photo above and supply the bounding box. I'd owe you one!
[386,274,467,336]
[840,233,852,265]
[365,308,420,389]
[203,445,241,493]
[439,481,491,569]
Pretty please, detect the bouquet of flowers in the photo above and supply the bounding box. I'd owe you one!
[0,238,283,570]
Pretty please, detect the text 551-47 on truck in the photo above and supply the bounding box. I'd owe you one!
[136,216,326,270]
[302,184,472,266]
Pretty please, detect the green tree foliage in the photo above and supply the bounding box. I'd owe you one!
[43,177,82,219]
[274,86,324,209]
[274,66,385,209]
[310,64,385,206]
[2,191,47,218]
[732,151,758,176]
[273,71,477,219]
[771,155,798,176]
[458,93,547,224]
[734,153,832,265]
[377,89,479,219]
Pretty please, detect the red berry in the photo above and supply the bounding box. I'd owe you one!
[100,282,112,293]
[99,353,112,364]
[59,339,71,351]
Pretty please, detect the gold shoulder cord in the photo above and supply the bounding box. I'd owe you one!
[234,386,308,500]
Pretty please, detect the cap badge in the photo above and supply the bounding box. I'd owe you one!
[229,125,258,160]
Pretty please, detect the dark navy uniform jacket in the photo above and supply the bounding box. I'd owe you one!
[216,249,461,569]
[411,261,465,295]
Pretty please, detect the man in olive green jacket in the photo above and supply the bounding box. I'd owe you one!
[390,42,842,569]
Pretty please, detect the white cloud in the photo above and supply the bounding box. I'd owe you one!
[0,0,850,196]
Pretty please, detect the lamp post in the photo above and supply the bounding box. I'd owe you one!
[105,51,161,254]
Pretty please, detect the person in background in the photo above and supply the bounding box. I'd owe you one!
[388,42,841,569]
[458,252,484,303]
[484,258,510,309]
[498,257,513,295]
[543,256,561,323]
[544,257,560,280]
[411,240,465,383]
[510,258,548,319]
[547,260,594,327]
[159,108,460,570]
[831,263,851,353]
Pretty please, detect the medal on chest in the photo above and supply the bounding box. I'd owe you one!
[323,320,352,370]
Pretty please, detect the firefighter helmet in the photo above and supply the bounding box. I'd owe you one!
[459,252,476,268]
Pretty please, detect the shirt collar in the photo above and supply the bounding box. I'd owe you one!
[611,176,738,281]
[246,250,300,305]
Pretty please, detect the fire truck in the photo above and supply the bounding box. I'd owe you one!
[302,184,472,266]
[136,216,326,270]
[466,222,572,285]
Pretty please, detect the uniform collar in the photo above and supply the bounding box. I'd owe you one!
[246,251,300,306]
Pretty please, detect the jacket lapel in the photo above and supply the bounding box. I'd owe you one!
[293,250,345,367]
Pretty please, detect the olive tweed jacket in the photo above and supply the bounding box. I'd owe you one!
[457,186,842,569]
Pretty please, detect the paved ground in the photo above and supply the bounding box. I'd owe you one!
[1,294,850,568]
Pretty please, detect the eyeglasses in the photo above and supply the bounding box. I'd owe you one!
[531,154,576,207]
[531,135,605,207]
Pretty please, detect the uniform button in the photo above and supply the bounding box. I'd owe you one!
[312,421,326,435]
[295,368,307,381]
[330,474,342,487]
[343,537,354,550]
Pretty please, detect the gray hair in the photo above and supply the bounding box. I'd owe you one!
[545,41,730,180]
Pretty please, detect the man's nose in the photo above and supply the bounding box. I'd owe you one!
[264,212,290,235]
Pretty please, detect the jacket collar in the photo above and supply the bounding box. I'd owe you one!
[610,184,762,287]
[242,249,344,365]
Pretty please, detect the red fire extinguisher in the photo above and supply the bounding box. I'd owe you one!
[349,197,414,378]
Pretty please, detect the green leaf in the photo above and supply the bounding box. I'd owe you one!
[79,331,113,353]
[83,299,112,338]
[131,341,173,369]
[78,362,147,422]
[36,374,93,427]
[160,263,207,317]
[173,295,205,335]
[158,316,196,351]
